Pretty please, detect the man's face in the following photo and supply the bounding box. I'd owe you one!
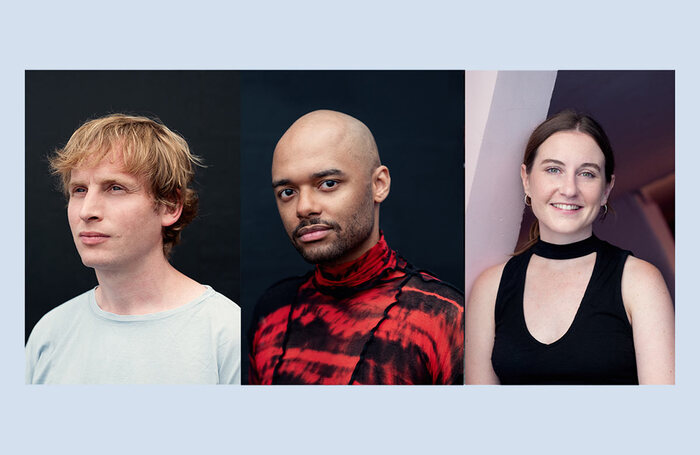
[271,126,378,266]
[67,154,169,272]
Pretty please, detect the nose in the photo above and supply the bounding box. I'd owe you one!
[559,173,578,198]
[296,188,321,219]
[79,189,104,222]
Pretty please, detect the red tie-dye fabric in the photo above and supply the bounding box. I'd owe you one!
[249,235,464,385]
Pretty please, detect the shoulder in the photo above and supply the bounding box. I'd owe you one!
[620,256,673,318]
[195,289,241,336]
[401,271,464,314]
[253,274,311,318]
[26,289,94,355]
[29,290,93,338]
[201,287,241,316]
[260,274,311,299]
[621,256,667,290]
[621,256,670,296]
[469,262,507,303]
[195,288,241,345]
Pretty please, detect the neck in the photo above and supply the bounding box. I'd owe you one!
[314,232,397,289]
[94,251,202,315]
[538,226,594,245]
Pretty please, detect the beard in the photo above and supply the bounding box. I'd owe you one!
[291,187,375,265]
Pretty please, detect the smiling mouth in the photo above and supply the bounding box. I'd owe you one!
[551,203,582,211]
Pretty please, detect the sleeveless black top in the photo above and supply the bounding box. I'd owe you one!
[491,235,638,385]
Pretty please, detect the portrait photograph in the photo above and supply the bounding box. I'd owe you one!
[240,70,465,384]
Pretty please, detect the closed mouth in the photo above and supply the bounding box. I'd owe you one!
[296,225,331,238]
[79,232,110,238]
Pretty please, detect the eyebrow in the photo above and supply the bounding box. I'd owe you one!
[69,177,128,186]
[540,159,601,171]
[271,168,346,188]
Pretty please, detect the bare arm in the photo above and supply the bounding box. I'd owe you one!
[465,263,505,384]
[621,256,675,384]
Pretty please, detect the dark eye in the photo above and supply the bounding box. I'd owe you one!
[320,180,338,190]
[278,188,295,200]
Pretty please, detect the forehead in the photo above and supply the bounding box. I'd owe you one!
[69,154,139,183]
[271,124,363,180]
[536,130,605,165]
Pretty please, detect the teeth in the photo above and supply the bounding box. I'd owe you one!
[552,203,580,210]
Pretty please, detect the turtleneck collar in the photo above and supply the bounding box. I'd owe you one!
[313,233,398,289]
[531,234,601,260]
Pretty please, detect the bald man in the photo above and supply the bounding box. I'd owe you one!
[248,110,464,385]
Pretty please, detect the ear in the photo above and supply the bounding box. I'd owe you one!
[520,163,530,195]
[160,191,184,227]
[372,165,391,203]
[602,174,615,205]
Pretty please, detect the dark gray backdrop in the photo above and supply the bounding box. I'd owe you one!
[240,71,465,382]
[25,70,240,341]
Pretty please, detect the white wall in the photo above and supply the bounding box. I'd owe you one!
[465,71,557,299]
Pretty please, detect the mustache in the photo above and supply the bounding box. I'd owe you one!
[292,218,342,238]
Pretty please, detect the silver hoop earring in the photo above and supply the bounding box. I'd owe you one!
[602,203,608,215]
[524,194,531,207]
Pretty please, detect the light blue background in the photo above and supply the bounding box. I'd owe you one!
[3,1,695,453]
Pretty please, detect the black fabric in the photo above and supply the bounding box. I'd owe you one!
[531,235,600,260]
[492,236,638,385]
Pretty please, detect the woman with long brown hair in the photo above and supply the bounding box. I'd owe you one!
[466,110,674,384]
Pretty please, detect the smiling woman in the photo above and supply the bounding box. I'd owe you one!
[465,110,675,385]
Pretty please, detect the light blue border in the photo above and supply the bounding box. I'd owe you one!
[3,1,696,453]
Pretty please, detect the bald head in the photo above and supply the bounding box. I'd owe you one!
[274,110,380,175]
[271,110,391,265]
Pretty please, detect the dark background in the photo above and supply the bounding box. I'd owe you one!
[240,71,465,382]
[25,71,241,341]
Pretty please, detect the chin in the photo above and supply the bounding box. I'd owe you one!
[297,242,344,265]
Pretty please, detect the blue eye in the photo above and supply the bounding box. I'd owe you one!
[579,171,596,178]
[110,185,125,191]
[545,167,561,174]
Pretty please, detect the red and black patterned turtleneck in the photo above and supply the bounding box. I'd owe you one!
[248,234,464,385]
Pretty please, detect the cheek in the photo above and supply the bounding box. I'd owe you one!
[67,202,79,223]
[584,183,607,202]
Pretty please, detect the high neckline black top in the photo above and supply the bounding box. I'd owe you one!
[491,235,638,385]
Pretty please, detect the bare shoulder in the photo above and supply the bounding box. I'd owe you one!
[621,255,673,319]
[469,262,507,302]
[620,255,675,384]
[621,256,669,296]
[465,261,507,384]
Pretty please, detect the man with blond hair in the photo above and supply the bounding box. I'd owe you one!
[26,114,240,384]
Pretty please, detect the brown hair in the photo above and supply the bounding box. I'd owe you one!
[49,113,202,257]
[518,110,615,253]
